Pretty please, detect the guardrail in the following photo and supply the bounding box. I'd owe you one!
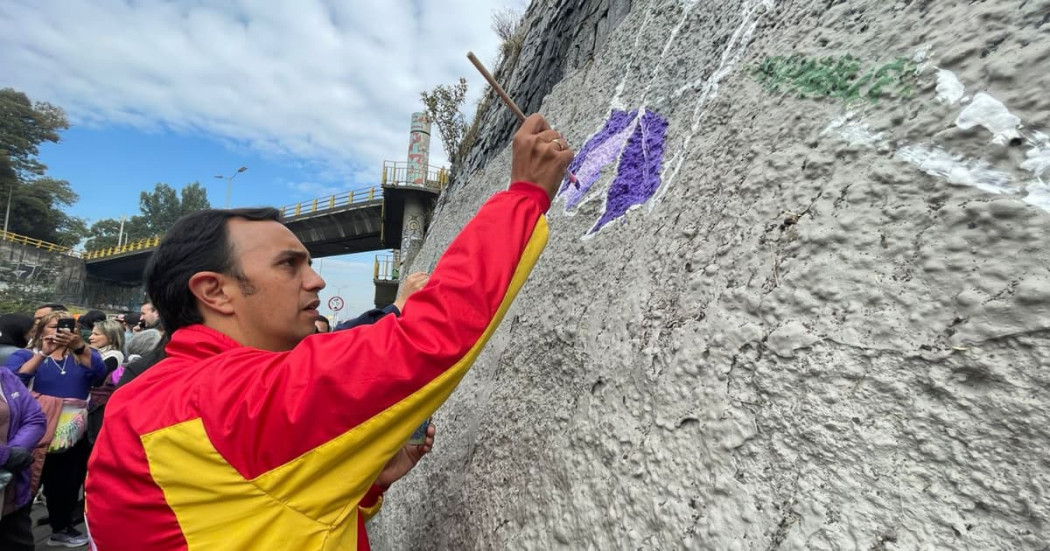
[82,159,450,261]
[279,186,381,219]
[374,253,399,281]
[0,230,74,255]
[381,161,449,190]
[82,236,162,260]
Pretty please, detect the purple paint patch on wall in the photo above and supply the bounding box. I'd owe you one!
[591,110,669,233]
[561,109,638,209]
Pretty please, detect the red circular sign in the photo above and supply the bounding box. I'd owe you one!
[328,296,344,311]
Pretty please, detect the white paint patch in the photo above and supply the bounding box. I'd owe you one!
[935,70,965,104]
[955,93,1022,145]
[1020,131,1050,179]
[895,145,1014,195]
[1024,181,1050,211]
[912,44,932,63]
[823,114,885,148]
[913,43,934,72]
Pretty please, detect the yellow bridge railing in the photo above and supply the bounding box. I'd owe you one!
[83,159,449,260]
[374,254,399,281]
[82,236,162,260]
[0,230,74,255]
[381,161,449,190]
[279,186,381,219]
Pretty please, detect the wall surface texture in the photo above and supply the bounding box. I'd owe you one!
[372,0,1050,549]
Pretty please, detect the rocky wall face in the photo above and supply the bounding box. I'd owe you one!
[371,1,1050,549]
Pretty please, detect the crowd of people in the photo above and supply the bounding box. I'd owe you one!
[0,301,163,548]
[0,113,571,550]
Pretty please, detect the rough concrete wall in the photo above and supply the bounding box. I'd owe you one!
[0,240,85,306]
[372,1,1050,549]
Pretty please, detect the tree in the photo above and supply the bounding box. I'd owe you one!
[0,88,68,180]
[0,88,84,244]
[5,178,86,247]
[85,182,211,250]
[491,7,522,42]
[420,78,470,168]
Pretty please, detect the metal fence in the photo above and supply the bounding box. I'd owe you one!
[0,230,75,255]
[279,186,382,219]
[81,236,162,260]
[82,159,449,260]
[381,161,449,190]
[374,253,399,281]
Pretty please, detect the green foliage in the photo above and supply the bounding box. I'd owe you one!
[0,88,85,246]
[421,78,470,168]
[0,294,36,316]
[85,182,211,250]
[0,88,69,180]
[6,178,86,247]
[751,54,920,104]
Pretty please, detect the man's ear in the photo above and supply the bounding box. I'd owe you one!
[187,272,236,316]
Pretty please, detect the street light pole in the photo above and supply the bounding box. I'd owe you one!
[215,166,248,208]
[3,181,14,234]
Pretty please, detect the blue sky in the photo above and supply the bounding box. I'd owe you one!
[1,0,525,317]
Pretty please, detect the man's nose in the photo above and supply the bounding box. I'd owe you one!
[305,265,325,291]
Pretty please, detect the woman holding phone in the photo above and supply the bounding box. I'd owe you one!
[3,311,106,548]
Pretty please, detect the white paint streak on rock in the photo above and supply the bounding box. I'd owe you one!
[1020,131,1050,180]
[936,69,965,104]
[955,92,1022,145]
[913,43,934,71]
[659,0,774,203]
[610,9,657,110]
[1024,181,1050,211]
[895,145,1014,194]
[823,113,885,147]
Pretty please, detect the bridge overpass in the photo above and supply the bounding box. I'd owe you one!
[82,161,446,285]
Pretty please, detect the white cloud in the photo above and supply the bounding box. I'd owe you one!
[0,0,522,180]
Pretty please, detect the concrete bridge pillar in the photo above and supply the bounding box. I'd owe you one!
[398,112,432,273]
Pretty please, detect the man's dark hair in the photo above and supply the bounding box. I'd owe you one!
[145,208,282,334]
[0,313,34,348]
[36,303,67,312]
[78,310,106,331]
[124,311,141,327]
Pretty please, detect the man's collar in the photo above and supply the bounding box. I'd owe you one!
[165,324,243,360]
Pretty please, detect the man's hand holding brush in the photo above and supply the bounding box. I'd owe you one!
[511,113,575,200]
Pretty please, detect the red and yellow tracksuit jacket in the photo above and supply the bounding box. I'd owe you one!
[85,182,551,550]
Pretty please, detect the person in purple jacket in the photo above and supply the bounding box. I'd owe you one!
[4,310,106,547]
[0,367,46,551]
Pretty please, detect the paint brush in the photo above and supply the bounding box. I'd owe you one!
[466,51,578,187]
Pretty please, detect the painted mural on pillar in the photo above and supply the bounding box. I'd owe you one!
[407,112,432,187]
[559,108,669,234]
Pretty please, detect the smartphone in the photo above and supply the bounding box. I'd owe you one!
[56,318,76,332]
[407,418,431,446]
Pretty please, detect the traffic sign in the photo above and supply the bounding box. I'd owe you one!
[328,296,344,312]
